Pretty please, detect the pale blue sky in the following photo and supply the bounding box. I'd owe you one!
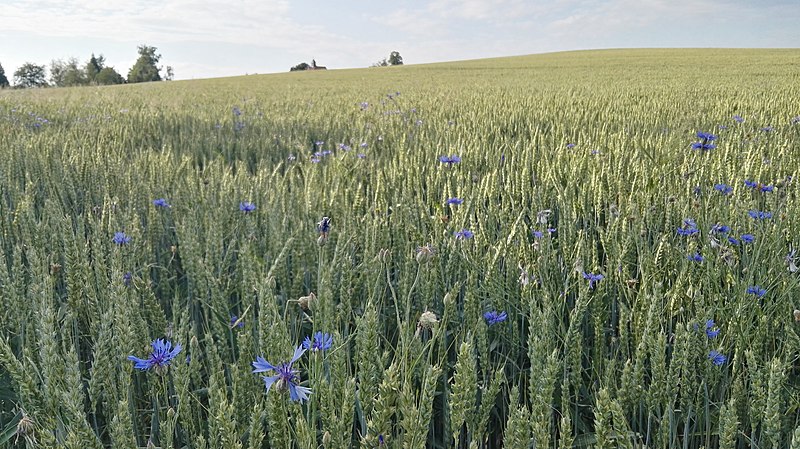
[1,0,798,81]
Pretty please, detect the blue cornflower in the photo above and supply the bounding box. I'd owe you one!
[741,234,755,244]
[691,142,716,151]
[733,115,744,123]
[128,339,182,372]
[708,350,727,366]
[582,272,604,289]
[357,153,366,159]
[240,202,256,213]
[728,236,740,245]
[714,183,733,195]
[152,198,171,208]
[123,272,132,287]
[315,140,325,147]
[454,229,474,240]
[786,249,798,273]
[761,126,773,132]
[483,311,508,325]
[746,285,767,297]
[113,232,131,246]
[711,224,731,234]
[696,131,718,141]
[252,346,312,403]
[338,143,351,151]
[705,319,720,338]
[232,106,242,116]
[302,332,333,352]
[531,230,543,239]
[439,155,462,166]
[748,210,772,220]
[687,253,704,263]
[230,315,244,329]
[692,131,717,150]
[317,216,331,235]
[359,102,369,110]
[744,180,774,192]
[566,143,576,149]
[445,197,464,206]
[360,142,368,148]
[677,227,699,236]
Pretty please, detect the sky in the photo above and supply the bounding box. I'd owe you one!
[1,0,799,81]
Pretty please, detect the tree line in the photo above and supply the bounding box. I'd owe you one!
[289,51,404,72]
[0,45,173,89]
[371,51,404,67]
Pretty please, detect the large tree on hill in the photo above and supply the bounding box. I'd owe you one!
[0,63,9,88]
[389,51,403,66]
[127,45,162,83]
[13,63,48,88]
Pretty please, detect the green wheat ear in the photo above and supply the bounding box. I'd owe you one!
[504,386,532,447]
[449,338,477,443]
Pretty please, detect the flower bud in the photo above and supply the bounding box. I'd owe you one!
[443,292,454,307]
[322,431,331,446]
[415,244,435,264]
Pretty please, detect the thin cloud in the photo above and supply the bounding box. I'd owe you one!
[1,0,797,79]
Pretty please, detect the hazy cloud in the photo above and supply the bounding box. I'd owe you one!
[1,0,797,79]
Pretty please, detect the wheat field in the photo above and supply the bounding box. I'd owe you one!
[0,48,799,448]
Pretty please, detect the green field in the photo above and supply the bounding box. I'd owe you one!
[1,48,800,448]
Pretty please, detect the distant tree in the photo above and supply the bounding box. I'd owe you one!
[13,63,48,88]
[290,62,310,71]
[95,67,125,85]
[127,45,162,83]
[389,51,403,66]
[0,63,9,88]
[371,58,388,68]
[85,53,105,83]
[50,57,87,87]
[165,66,174,81]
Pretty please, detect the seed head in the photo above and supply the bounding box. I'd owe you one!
[298,292,317,311]
[418,310,438,329]
[15,412,35,442]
